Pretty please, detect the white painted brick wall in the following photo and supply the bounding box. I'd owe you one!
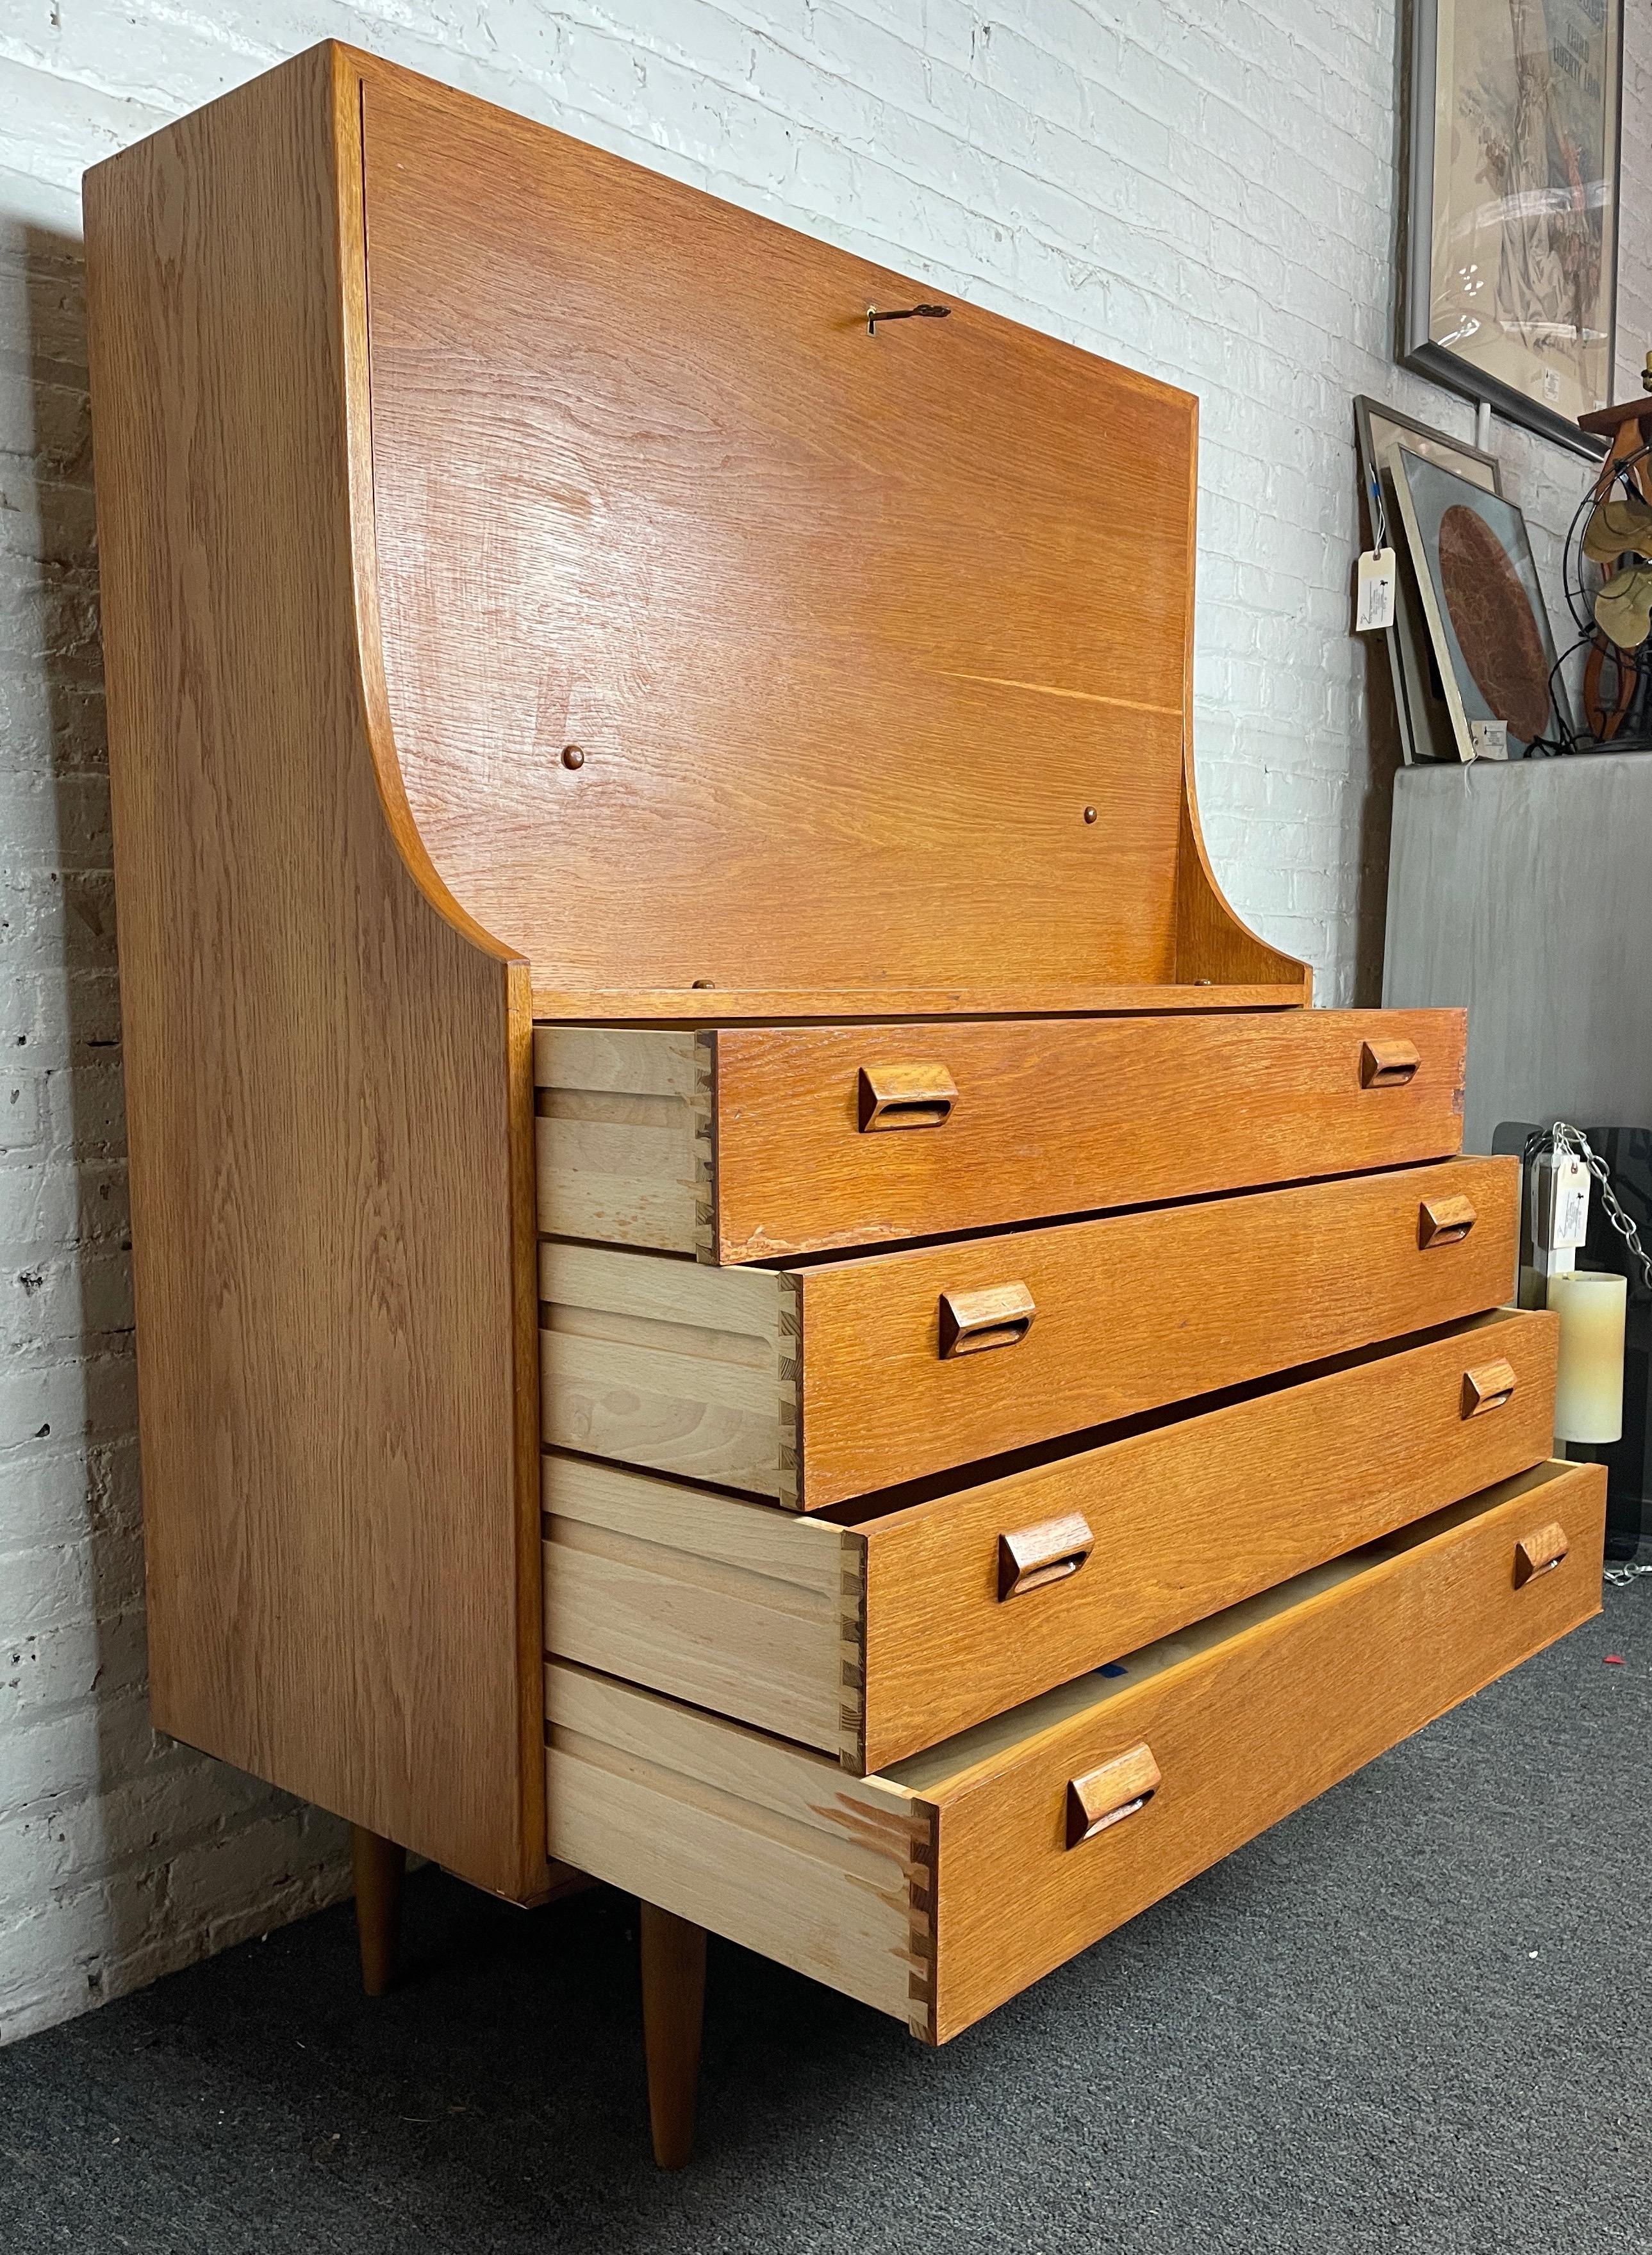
[0,0,1647,2044]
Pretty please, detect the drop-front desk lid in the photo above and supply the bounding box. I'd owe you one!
[358,49,1306,1018]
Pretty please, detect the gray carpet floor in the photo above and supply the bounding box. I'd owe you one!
[3,1578,1649,2255]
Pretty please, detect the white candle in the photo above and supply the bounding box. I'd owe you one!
[1546,1269,1627,1445]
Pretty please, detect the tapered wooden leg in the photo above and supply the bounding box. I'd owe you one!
[640,1901,706,2170]
[351,1825,406,1998]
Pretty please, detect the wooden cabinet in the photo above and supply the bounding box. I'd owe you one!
[85,40,1603,2173]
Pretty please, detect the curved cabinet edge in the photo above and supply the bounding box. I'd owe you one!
[1176,757,1312,1001]
[328,43,523,975]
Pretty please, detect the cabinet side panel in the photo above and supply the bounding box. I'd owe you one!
[83,45,545,1899]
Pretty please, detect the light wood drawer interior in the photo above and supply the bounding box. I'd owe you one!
[534,1009,1467,1262]
[543,1307,1560,1771]
[546,1460,1605,2045]
[540,1155,1519,1507]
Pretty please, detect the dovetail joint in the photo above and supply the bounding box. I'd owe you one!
[692,1032,718,1262]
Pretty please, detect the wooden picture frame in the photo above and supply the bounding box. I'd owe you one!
[1390,449,1571,761]
[1403,0,1622,457]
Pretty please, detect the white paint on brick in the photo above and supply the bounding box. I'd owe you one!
[0,0,1646,2044]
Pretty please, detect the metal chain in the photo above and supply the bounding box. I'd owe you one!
[1524,1121,1652,1293]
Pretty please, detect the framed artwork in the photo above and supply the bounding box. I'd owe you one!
[1404,0,1623,455]
[1355,396,1503,764]
[1390,449,1571,759]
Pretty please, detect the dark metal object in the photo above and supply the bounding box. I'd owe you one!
[561,744,584,769]
[866,302,950,336]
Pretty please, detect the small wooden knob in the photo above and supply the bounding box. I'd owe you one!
[1462,1359,1517,1417]
[857,1062,957,1132]
[998,1511,1094,1600]
[938,1282,1036,1359]
[1514,1521,1569,1586]
[1066,1743,1161,1847]
[1361,1037,1421,1087]
[1419,1194,1476,1248]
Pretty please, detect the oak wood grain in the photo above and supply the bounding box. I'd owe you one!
[536,1309,1556,1771]
[538,1157,1517,1507]
[793,1154,1519,1505]
[536,1009,1467,1262]
[891,1459,1603,2041]
[851,1305,1555,1766]
[531,983,1312,1020]
[83,46,545,1899]
[545,1465,1602,2044]
[351,48,1304,1014]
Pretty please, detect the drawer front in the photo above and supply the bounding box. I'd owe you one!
[534,1011,1466,1262]
[795,1154,1518,1506]
[855,1307,1557,1767]
[542,1310,1557,1772]
[547,1464,1605,2045]
[702,1008,1465,1260]
[897,1460,1604,2042]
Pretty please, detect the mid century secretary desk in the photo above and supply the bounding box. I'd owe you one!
[85,43,1603,2168]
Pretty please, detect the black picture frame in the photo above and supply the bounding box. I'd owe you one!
[1402,0,1623,458]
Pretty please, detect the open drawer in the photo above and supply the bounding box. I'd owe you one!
[540,1154,1519,1507]
[543,1307,1559,1771]
[535,1009,1467,1262]
[545,1460,1605,2045]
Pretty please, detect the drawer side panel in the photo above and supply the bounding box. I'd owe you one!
[542,1453,852,1754]
[544,1662,929,2023]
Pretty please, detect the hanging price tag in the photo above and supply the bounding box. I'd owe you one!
[1551,1154,1590,1248]
[1354,548,1397,632]
[1534,1151,1590,1250]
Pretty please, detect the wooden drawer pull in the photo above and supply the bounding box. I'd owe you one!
[998,1510,1094,1601]
[857,1062,958,1132]
[1462,1359,1518,1417]
[1514,1521,1569,1586]
[1066,1742,1162,1847]
[939,1281,1036,1359]
[1419,1194,1476,1248]
[1361,1037,1421,1087]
